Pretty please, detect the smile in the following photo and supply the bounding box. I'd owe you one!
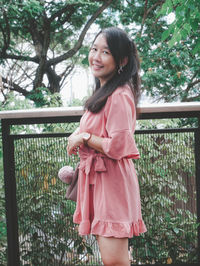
[92,63,103,70]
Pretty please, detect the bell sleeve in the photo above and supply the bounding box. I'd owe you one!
[101,90,140,160]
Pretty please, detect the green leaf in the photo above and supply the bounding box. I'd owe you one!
[161,29,171,41]
[175,5,185,17]
[180,28,188,39]
[77,244,85,254]
[190,19,199,31]
[168,32,180,47]
[183,23,191,33]
[157,0,174,18]
[173,228,180,234]
[86,245,94,255]
[192,40,200,55]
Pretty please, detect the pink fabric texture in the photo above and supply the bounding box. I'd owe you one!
[73,85,147,238]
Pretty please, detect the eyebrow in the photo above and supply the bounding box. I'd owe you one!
[92,44,110,50]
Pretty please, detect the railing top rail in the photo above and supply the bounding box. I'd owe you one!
[0,102,200,120]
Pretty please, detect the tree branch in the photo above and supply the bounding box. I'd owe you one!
[1,53,39,62]
[140,0,148,35]
[182,94,200,102]
[45,66,62,93]
[47,0,114,67]
[0,9,10,57]
[184,72,198,92]
[59,64,75,89]
[146,0,165,17]
[1,76,30,97]
[139,0,165,35]
[32,16,51,89]
[48,3,77,23]
[182,78,200,101]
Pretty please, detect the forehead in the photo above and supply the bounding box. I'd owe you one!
[93,33,109,48]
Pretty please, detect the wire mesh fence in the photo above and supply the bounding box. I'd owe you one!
[133,130,197,264]
[14,135,101,265]
[12,128,198,265]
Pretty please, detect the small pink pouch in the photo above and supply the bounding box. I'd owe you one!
[58,165,74,184]
[58,163,79,202]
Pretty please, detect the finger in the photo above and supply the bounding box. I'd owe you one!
[67,146,71,155]
[72,148,78,155]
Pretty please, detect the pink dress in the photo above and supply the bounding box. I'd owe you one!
[73,84,147,238]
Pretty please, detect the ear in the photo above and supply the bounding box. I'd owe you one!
[121,56,128,67]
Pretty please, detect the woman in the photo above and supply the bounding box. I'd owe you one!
[67,27,147,266]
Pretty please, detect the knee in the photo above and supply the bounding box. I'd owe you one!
[101,255,130,266]
[101,256,114,266]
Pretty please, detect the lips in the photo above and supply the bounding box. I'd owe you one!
[92,63,103,71]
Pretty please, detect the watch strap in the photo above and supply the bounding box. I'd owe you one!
[83,133,92,146]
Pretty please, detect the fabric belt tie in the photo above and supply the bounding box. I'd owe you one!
[79,147,107,176]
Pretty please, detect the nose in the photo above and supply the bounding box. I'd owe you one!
[93,50,101,61]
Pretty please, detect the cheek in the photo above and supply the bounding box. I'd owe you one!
[108,59,117,71]
[88,53,93,66]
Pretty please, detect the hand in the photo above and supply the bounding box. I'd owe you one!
[67,133,83,156]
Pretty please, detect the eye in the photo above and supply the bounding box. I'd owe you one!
[103,50,110,55]
[90,47,97,52]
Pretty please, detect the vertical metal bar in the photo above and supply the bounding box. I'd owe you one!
[2,120,20,266]
[195,116,200,264]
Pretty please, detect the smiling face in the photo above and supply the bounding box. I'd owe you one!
[88,33,117,87]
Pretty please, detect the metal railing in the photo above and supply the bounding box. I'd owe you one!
[0,102,200,266]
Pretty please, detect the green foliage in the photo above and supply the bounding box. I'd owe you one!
[0,92,34,111]
[14,136,99,265]
[27,87,63,108]
[0,94,35,266]
[77,46,90,67]
[157,0,200,55]
[131,130,199,264]
[0,94,80,264]
[68,97,87,107]
[0,0,116,105]
[119,0,200,103]
[1,0,200,106]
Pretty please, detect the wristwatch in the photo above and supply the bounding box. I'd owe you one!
[83,132,92,146]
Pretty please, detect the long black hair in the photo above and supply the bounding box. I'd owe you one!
[84,27,141,113]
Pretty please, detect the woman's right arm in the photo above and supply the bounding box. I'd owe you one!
[69,126,80,137]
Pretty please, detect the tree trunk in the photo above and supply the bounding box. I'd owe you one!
[46,66,62,93]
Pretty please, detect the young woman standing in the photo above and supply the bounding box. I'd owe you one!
[67,27,147,266]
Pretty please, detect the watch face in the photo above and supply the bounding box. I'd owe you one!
[84,133,90,141]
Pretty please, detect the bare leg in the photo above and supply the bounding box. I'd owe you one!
[97,236,130,266]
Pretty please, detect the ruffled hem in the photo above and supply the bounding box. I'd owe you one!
[77,220,91,235]
[74,218,147,238]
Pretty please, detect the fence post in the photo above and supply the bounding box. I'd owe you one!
[195,116,200,264]
[2,119,20,266]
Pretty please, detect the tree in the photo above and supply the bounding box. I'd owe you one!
[1,0,199,106]
[119,0,200,103]
[0,0,114,105]
[157,0,200,55]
